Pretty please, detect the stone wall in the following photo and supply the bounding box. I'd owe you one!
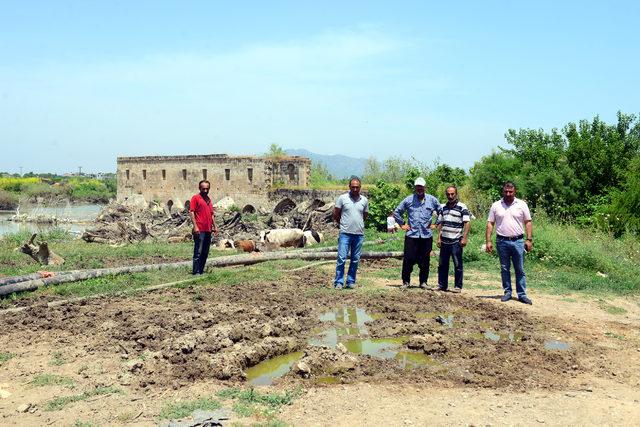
[117,154,311,210]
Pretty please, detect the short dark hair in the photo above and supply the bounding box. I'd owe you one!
[349,176,361,186]
[503,181,516,190]
[199,180,210,189]
[445,185,457,193]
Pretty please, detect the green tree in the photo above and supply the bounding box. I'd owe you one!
[265,143,286,159]
[599,155,640,236]
[565,112,640,198]
[309,162,334,187]
[362,156,382,182]
[469,151,523,201]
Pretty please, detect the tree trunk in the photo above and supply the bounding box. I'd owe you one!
[19,234,65,266]
[0,250,402,296]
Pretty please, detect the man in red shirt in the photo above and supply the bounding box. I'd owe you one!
[189,180,218,274]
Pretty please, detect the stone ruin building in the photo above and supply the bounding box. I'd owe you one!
[116,154,312,212]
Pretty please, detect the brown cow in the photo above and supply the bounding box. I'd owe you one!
[234,239,257,253]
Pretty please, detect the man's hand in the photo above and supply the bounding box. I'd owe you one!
[485,241,493,253]
[524,240,533,252]
[213,226,219,237]
[193,226,200,234]
[461,237,468,247]
[436,238,441,248]
[401,224,410,231]
[430,224,436,230]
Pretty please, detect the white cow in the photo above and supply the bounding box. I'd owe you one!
[259,228,306,248]
[303,230,324,246]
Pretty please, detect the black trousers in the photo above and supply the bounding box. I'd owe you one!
[438,241,464,289]
[192,232,212,274]
[402,236,433,284]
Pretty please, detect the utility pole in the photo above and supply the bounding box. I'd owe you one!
[78,166,82,176]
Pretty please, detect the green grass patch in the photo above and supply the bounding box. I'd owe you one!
[30,373,76,389]
[601,304,628,315]
[604,331,625,340]
[49,351,66,366]
[0,352,16,365]
[45,386,122,411]
[216,387,301,410]
[158,397,222,420]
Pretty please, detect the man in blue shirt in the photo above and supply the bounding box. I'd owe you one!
[394,177,441,290]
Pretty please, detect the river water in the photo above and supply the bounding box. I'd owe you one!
[0,204,103,237]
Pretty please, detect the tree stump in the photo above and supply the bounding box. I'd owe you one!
[19,234,65,266]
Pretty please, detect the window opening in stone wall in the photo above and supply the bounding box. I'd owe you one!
[247,168,253,182]
[287,163,295,181]
[126,170,130,180]
[182,169,187,180]
[162,169,166,180]
[225,169,230,181]
[142,169,147,180]
[202,169,207,180]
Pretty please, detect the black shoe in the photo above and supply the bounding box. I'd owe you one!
[519,295,533,305]
[500,294,512,302]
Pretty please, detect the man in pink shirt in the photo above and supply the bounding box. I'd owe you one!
[485,182,534,304]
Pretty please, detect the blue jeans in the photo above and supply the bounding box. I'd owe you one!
[192,232,212,274]
[438,241,463,290]
[334,233,365,286]
[496,238,527,297]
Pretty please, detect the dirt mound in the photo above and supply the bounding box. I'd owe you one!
[0,264,596,394]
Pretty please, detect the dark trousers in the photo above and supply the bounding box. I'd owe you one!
[438,241,463,290]
[402,236,433,284]
[192,232,212,274]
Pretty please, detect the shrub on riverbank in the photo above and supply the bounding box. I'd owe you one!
[0,190,19,210]
[0,176,115,204]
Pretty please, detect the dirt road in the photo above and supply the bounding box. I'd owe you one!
[1,260,638,425]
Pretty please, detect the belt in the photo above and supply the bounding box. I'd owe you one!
[496,234,523,241]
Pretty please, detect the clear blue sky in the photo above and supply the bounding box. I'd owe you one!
[1,1,638,174]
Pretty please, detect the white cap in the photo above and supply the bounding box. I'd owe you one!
[414,177,426,187]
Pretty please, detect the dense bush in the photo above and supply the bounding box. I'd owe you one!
[365,180,404,230]
[0,189,19,209]
[65,178,112,202]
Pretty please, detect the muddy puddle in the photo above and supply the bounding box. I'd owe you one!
[248,306,437,385]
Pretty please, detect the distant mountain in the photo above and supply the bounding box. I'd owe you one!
[285,148,367,179]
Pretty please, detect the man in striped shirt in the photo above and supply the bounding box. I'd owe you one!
[436,185,470,293]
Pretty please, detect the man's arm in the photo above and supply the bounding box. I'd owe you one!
[190,211,199,233]
[485,221,494,253]
[363,211,368,221]
[333,207,342,224]
[436,222,443,248]
[394,199,409,230]
[461,221,470,247]
[211,211,218,235]
[524,219,533,252]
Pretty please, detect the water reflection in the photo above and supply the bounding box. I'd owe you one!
[0,204,102,237]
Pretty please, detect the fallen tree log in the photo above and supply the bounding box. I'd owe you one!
[19,234,65,265]
[0,250,403,296]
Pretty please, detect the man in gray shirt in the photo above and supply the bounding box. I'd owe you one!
[333,176,369,289]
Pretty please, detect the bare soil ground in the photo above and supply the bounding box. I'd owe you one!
[1,259,639,426]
